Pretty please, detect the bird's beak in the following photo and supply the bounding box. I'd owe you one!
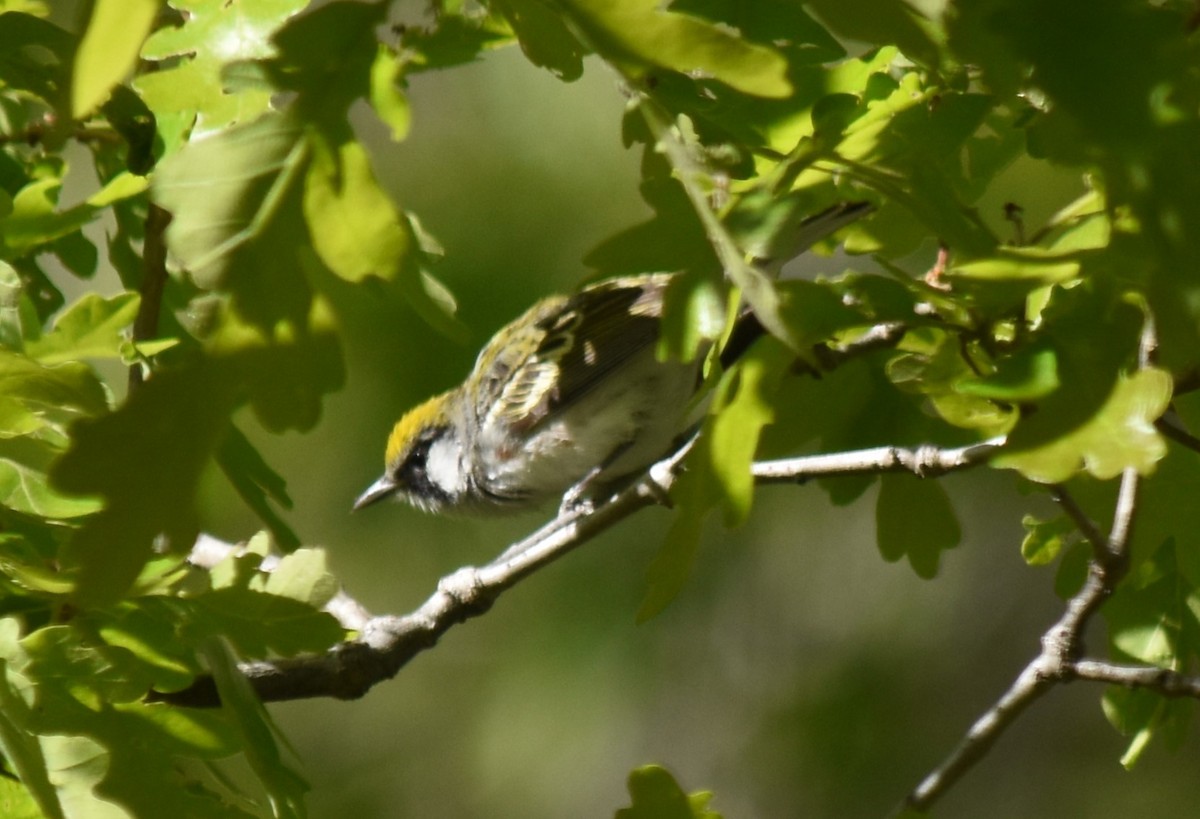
[352,474,398,511]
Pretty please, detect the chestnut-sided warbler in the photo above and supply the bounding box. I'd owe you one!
[353,203,869,515]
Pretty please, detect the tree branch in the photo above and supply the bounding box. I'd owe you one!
[1071,660,1200,697]
[1155,416,1200,455]
[128,203,172,392]
[753,438,1003,483]
[899,465,1146,814]
[159,423,998,707]
[897,310,1175,814]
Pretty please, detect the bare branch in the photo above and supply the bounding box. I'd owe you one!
[1071,660,1200,697]
[901,661,1054,816]
[900,466,1143,814]
[157,429,997,708]
[160,471,666,706]
[901,311,1167,812]
[753,438,1003,484]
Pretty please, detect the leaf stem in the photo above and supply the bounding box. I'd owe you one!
[128,203,172,391]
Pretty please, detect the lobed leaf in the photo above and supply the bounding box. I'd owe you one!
[875,473,962,578]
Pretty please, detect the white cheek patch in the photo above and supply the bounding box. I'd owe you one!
[426,437,467,496]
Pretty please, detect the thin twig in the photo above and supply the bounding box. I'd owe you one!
[1048,484,1107,557]
[1155,416,1200,455]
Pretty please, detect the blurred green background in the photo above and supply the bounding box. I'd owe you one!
[44,0,1200,811]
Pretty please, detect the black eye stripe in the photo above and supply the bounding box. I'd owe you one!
[391,429,454,505]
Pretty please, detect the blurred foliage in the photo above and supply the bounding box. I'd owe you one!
[1,0,1199,815]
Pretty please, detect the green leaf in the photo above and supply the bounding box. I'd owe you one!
[708,340,791,526]
[996,368,1171,484]
[0,439,102,519]
[194,588,343,657]
[492,0,587,81]
[52,365,236,606]
[1104,542,1195,668]
[0,355,108,423]
[1,179,95,257]
[0,534,76,595]
[615,765,722,819]
[136,0,307,137]
[0,1,49,15]
[368,44,411,141]
[215,426,299,551]
[671,0,845,67]
[0,776,45,819]
[24,293,140,364]
[0,261,39,350]
[558,0,791,98]
[1102,685,1195,769]
[153,110,309,293]
[0,12,75,107]
[586,147,719,278]
[775,279,866,347]
[49,231,99,280]
[203,639,308,818]
[93,600,201,694]
[0,659,65,819]
[875,474,962,578]
[302,124,411,283]
[70,0,158,118]
[639,340,789,620]
[206,290,345,434]
[995,288,1171,484]
[264,0,384,109]
[1,174,148,259]
[803,0,942,69]
[1019,513,1075,566]
[640,487,709,623]
[658,268,727,363]
[886,328,1016,435]
[29,696,252,818]
[256,548,338,610]
[957,344,1059,402]
[948,251,1082,286]
[398,12,515,73]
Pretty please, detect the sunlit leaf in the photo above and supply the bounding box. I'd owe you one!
[25,293,139,365]
[71,0,157,118]
[136,0,307,137]
[1019,513,1075,566]
[616,765,722,819]
[996,368,1171,484]
[558,0,790,98]
[303,125,411,284]
[368,45,411,141]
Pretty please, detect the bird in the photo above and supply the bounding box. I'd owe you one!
[353,202,870,515]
